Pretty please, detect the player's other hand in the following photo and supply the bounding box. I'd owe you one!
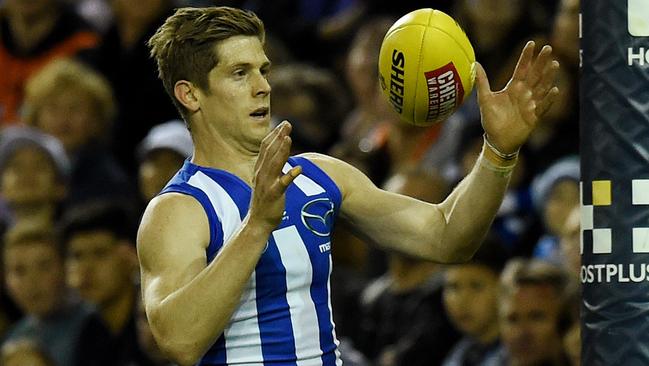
[249,121,302,230]
[475,41,560,154]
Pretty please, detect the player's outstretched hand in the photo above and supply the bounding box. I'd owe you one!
[249,121,302,230]
[475,41,560,154]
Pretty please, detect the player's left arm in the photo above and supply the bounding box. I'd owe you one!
[304,41,559,263]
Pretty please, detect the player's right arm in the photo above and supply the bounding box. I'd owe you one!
[138,194,271,366]
[137,122,300,366]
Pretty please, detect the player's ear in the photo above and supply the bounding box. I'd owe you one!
[174,80,201,112]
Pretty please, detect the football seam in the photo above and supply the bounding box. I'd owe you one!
[427,25,475,65]
[387,21,475,64]
[414,24,426,125]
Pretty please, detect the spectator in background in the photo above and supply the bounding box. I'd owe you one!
[489,258,574,366]
[0,0,99,124]
[558,206,580,278]
[525,0,579,174]
[355,169,460,366]
[522,62,578,174]
[0,126,69,232]
[242,0,365,69]
[442,237,508,366]
[360,0,454,18]
[137,120,194,203]
[563,320,580,366]
[61,201,152,366]
[0,338,55,366]
[82,0,179,177]
[22,58,136,211]
[454,0,534,90]
[330,17,394,183]
[268,63,350,153]
[530,156,580,265]
[550,0,579,69]
[2,222,113,366]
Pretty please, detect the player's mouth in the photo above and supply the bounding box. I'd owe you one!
[250,107,269,120]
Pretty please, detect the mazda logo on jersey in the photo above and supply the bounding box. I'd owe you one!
[300,198,335,237]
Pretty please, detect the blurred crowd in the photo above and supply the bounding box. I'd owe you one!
[0,0,579,365]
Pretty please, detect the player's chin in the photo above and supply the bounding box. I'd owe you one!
[247,132,267,153]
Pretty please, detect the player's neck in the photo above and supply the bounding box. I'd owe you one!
[191,132,258,186]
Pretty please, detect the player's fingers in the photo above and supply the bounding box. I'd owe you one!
[256,122,291,173]
[256,121,284,171]
[267,135,293,175]
[527,45,554,86]
[474,62,492,103]
[535,86,560,118]
[533,60,560,100]
[273,136,293,170]
[279,166,302,188]
[513,82,536,122]
[260,120,285,150]
[511,41,535,81]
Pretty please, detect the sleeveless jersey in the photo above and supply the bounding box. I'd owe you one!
[160,156,343,366]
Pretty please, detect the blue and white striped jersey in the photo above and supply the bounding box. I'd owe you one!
[160,156,343,366]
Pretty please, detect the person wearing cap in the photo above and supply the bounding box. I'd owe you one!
[137,120,193,203]
[0,126,69,233]
[530,156,580,265]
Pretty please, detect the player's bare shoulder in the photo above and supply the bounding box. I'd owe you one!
[298,152,375,201]
[137,193,210,262]
[298,152,340,172]
[299,153,349,192]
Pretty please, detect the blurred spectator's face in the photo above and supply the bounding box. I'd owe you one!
[544,180,579,236]
[4,242,64,318]
[444,264,500,341]
[139,150,185,202]
[66,231,134,308]
[112,0,167,22]
[552,0,580,66]
[465,0,521,31]
[499,284,563,366]
[563,321,580,366]
[541,66,574,123]
[560,206,581,276]
[36,90,98,153]
[4,0,55,19]
[346,35,381,107]
[3,350,51,366]
[0,147,63,207]
[271,91,327,152]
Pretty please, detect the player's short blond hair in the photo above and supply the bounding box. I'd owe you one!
[148,6,265,120]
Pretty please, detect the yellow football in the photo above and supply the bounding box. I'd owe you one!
[378,8,476,126]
